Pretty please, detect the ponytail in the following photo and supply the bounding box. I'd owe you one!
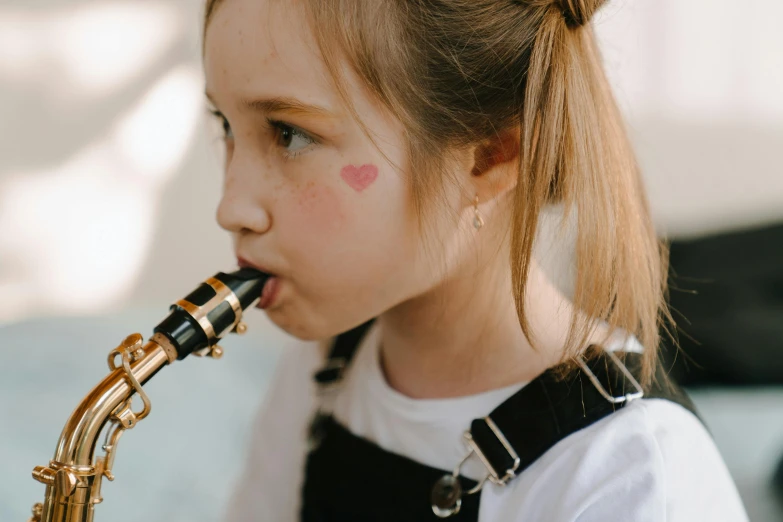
[514,1,669,387]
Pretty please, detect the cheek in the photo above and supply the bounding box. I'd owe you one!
[283,178,399,278]
[290,180,348,239]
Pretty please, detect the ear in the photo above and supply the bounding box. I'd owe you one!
[468,126,521,204]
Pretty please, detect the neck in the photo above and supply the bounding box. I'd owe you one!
[376,256,608,399]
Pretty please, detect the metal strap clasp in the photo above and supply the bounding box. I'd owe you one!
[431,417,519,518]
[576,349,645,404]
[463,416,520,486]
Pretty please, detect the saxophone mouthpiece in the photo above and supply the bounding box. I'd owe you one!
[152,267,270,360]
[214,267,271,310]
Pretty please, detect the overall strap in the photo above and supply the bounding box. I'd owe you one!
[305,320,705,519]
[313,318,375,387]
[465,349,703,495]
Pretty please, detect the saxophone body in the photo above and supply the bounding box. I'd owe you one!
[26,268,270,522]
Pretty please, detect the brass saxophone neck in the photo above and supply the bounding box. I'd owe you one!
[27,268,270,522]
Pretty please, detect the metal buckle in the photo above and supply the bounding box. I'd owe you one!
[431,417,520,518]
[464,416,520,486]
[576,349,644,404]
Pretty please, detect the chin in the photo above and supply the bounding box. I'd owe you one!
[263,305,330,341]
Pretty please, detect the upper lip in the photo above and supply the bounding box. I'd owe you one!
[236,255,277,276]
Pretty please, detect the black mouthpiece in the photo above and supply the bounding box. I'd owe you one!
[153,268,270,360]
[213,267,270,310]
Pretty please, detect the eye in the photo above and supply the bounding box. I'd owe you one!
[208,109,233,140]
[267,118,316,159]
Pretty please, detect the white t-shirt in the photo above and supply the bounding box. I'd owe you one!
[226,322,749,521]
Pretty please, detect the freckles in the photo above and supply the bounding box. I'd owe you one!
[340,164,378,192]
[295,181,346,231]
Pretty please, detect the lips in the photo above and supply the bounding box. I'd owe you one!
[256,276,281,309]
[236,255,281,309]
[236,256,275,276]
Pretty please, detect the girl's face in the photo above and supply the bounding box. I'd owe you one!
[204,0,469,340]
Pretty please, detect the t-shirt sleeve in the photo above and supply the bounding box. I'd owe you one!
[573,400,749,522]
[571,425,667,521]
[485,399,749,522]
[223,339,323,522]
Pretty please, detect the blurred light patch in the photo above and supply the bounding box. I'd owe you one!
[596,0,783,124]
[113,66,204,185]
[56,2,181,97]
[0,1,200,324]
[0,148,153,321]
[0,12,41,80]
[0,2,180,98]
[0,64,202,323]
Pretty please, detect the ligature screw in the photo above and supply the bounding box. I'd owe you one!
[121,333,143,351]
[234,321,248,335]
[209,345,224,359]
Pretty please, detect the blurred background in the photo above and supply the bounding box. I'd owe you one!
[1,0,781,520]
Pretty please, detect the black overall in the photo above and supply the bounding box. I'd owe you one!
[300,320,702,522]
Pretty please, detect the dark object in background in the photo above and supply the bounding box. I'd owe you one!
[660,221,783,386]
[775,457,783,504]
[659,222,783,502]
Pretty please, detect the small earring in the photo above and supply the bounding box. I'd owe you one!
[472,194,484,230]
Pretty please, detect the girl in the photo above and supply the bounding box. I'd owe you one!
[203,0,749,520]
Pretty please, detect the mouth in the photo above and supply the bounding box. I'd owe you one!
[236,256,282,309]
[236,256,275,275]
[256,276,281,309]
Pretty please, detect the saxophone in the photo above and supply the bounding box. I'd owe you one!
[25,267,270,522]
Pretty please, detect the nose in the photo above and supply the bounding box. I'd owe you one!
[216,153,273,235]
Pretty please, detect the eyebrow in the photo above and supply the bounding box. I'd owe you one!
[205,91,337,120]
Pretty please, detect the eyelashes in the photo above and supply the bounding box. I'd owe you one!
[207,109,317,160]
[266,118,316,159]
[208,109,231,138]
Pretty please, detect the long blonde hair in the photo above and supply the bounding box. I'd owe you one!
[203,0,672,389]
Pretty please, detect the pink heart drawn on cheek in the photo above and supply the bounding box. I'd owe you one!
[340,164,378,192]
